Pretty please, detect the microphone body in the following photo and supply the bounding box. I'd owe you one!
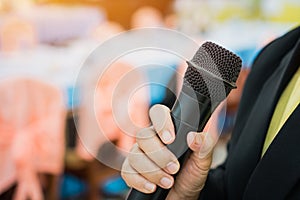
[126,42,242,200]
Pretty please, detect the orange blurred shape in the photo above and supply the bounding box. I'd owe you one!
[164,13,178,29]
[0,77,66,199]
[0,16,37,53]
[131,6,164,29]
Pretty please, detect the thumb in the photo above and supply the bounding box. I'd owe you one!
[167,132,215,198]
[187,131,215,159]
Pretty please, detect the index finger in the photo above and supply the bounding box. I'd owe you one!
[149,104,175,144]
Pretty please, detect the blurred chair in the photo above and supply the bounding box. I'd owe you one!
[0,77,66,200]
[0,16,37,53]
[77,61,149,161]
[68,61,149,199]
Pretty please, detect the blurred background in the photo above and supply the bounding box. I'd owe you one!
[0,0,299,199]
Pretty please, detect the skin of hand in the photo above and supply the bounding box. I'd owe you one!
[121,104,216,200]
[14,171,43,200]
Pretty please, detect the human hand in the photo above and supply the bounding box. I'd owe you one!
[121,104,216,200]
[14,171,43,200]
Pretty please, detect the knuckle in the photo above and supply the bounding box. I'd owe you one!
[127,154,136,165]
[146,168,166,181]
[150,145,173,159]
[129,143,139,152]
[136,127,155,141]
[121,159,130,174]
[128,144,141,163]
[146,146,167,162]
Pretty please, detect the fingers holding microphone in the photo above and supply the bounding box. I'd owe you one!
[121,105,179,193]
[121,104,216,199]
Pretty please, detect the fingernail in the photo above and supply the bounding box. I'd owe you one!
[187,132,195,145]
[166,162,179,173]
[160,177,173,188]
[144,182,156,192]
[162,131,172,143]
[198,133,213,158]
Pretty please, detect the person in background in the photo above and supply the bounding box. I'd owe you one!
[121,25,300,199]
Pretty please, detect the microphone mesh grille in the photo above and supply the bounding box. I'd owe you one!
[184,41,242,101]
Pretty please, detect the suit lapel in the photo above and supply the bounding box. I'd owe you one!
[243,105,300,199]
[226,37,300,199]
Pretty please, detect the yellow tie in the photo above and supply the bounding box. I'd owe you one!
[262,67,300,156]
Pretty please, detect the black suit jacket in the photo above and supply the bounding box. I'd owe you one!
[200,26,300,200]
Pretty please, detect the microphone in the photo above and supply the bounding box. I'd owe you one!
[126,41,242,200]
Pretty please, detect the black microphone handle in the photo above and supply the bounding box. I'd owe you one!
[127,84,220,200]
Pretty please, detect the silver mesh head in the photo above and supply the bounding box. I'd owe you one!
[184,41,242,102]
